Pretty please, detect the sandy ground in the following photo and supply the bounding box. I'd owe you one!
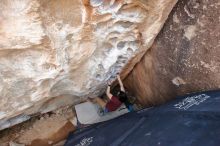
[0,106,76,146]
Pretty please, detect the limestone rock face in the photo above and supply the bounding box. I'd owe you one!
[0,0,177,129]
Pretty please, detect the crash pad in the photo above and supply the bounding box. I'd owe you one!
[75,101,129,125]
[66,90,220,146]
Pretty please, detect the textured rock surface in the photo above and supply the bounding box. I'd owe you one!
[0,0,177,129]
[0,107,75,146]
[125,0,220,106]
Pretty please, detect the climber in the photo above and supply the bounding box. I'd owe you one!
[92,74,133,114]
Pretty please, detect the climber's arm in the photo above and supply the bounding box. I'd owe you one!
[106,84,113,100]
[117,75,125,92]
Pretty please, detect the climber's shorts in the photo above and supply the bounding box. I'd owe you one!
[103,107,109,113]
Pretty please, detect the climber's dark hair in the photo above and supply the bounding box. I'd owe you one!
[117,91,127,103]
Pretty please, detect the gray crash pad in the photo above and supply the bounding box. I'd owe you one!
[75,101,129,125]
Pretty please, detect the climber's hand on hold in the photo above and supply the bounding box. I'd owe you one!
[107,80,112,86]
[117,74,119,78]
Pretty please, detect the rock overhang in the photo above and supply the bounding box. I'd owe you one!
[0,0,177,130]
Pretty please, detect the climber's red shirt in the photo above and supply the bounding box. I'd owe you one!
[105,96,122,112]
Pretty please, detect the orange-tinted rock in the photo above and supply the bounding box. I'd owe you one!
[124,0,220,106]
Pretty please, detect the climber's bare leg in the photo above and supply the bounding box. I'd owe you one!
[93,97,107,108]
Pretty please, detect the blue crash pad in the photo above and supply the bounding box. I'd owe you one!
[65,90,220,146]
